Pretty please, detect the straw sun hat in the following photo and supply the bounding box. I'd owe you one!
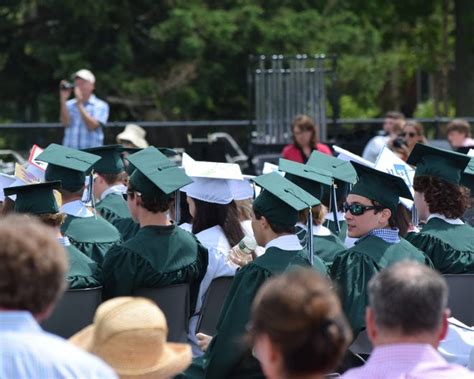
[116,124,149,149]
[69,297,192,378]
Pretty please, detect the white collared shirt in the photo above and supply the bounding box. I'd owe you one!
[296,222,332,236]
[265,234,303,251]
[428,213,464,225]
[60,200,94,218]
[325,211,345,222]
[100,184,127,200]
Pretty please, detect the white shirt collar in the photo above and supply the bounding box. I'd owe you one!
[100,184,127,200]
[325,211,345,222]
[60,200,94,218]
[265,234,303,251]
[296,222,332,236]
[428,213,464,225]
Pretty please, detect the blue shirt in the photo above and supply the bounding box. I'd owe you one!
[63,94,109,149]
[0,311,117,379]
[356,228,401,245]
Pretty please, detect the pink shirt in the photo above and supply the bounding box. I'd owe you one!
[341,343,474,379]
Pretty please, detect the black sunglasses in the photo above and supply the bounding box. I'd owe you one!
[400,132,416,138]
[342,202,383,216]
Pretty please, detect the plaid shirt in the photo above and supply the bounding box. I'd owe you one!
[356,227,400,245]
[62,94,109,149]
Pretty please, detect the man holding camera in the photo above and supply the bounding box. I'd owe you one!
[59,69,109,149]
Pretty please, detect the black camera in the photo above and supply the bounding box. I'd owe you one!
[60,81,75,90]
[392,137,407,149]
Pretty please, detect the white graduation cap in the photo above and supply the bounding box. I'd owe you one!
[181,153,244,205]
[333,145,375,168]
[228,178,255,201]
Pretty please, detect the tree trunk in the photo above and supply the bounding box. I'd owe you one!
[454,0,474,116]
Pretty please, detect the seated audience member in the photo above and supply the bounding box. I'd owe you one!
[177,172,320,378]
[401,120,428,154]
[248,267,352,379]
[341,261,474,379]
[36,144,121,265]
[447,118,474,154]
[102,147,208,316]
[70,297,191,379]
[4,181,101,289]
[0,215,116,378]
[85,145,130,224]
[331,162,430,336]
[116,123,149,148]
[405,144,474,273]
[362,111,405,163]
[282,114,332,163]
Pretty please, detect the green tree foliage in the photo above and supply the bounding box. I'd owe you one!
[0,0,458,122]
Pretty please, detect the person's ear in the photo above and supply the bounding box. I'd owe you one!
[438,309,450,342]
[260,215,270,230]
[366,307,377,344]
[378,208,391,225]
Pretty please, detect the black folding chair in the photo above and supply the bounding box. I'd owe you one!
[41,286,102,338]
[134,283,190,343]
[197,276,234,335]
[444,274,474,326]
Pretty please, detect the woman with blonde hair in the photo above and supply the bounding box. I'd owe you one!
[248,268,352,379]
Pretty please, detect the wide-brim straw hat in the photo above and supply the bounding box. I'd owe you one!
[117,124,149,149]
[69,297,191,378]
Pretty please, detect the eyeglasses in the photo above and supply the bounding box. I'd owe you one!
[342,202,383,216]
[400,132,417,138]
[122,191,141,201]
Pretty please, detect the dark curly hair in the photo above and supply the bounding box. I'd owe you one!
[414,176,470,219]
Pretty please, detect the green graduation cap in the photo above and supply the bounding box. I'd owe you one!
[4,181,61,215]
[461,158,474,193]
[278,158,332,199]
[36,144,100,192]
[307,151,357,184]
[126,146,192,198]
[350,162,413,215]
[83,145,125,174]
[252,172,320,227]
[122,147,179,176]
[407,143,471,184]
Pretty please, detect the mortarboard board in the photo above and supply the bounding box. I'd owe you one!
[180,153,243,204]
[278,158,332,199]
[4,181,61,215]
[126,146,192,198]
[350,162,413,215]
[83,145,125,174]
[36,144,100,192]
[407,143,471,184]
[307,151,357,184]
[252,172,320,227]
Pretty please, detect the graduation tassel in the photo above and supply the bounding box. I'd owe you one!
[412,203,419,228]
[174,190,181,225]
[331,183,341,233]
[89,172,97,220]
[307,206,314,266]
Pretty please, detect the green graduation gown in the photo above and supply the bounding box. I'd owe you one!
[405,217,474,273]
[96,192,131,225]
[112,217,140,242]
[296,226,346,269]
[325,219,348,241]
[177,247,312,379]
[61,215,121,266]
[66,243,102,289]
[330,235,431,335]
[102,225,208,313]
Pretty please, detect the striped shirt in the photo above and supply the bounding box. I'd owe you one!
[63,94,109,149]
[0,311,117,378]
[341,343,474,379]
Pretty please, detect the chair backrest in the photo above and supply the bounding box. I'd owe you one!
[41,286,102,339]
[197,276,234,335]
[349,329,372,356]
[444,274,474,326]
[134,284,190,343]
